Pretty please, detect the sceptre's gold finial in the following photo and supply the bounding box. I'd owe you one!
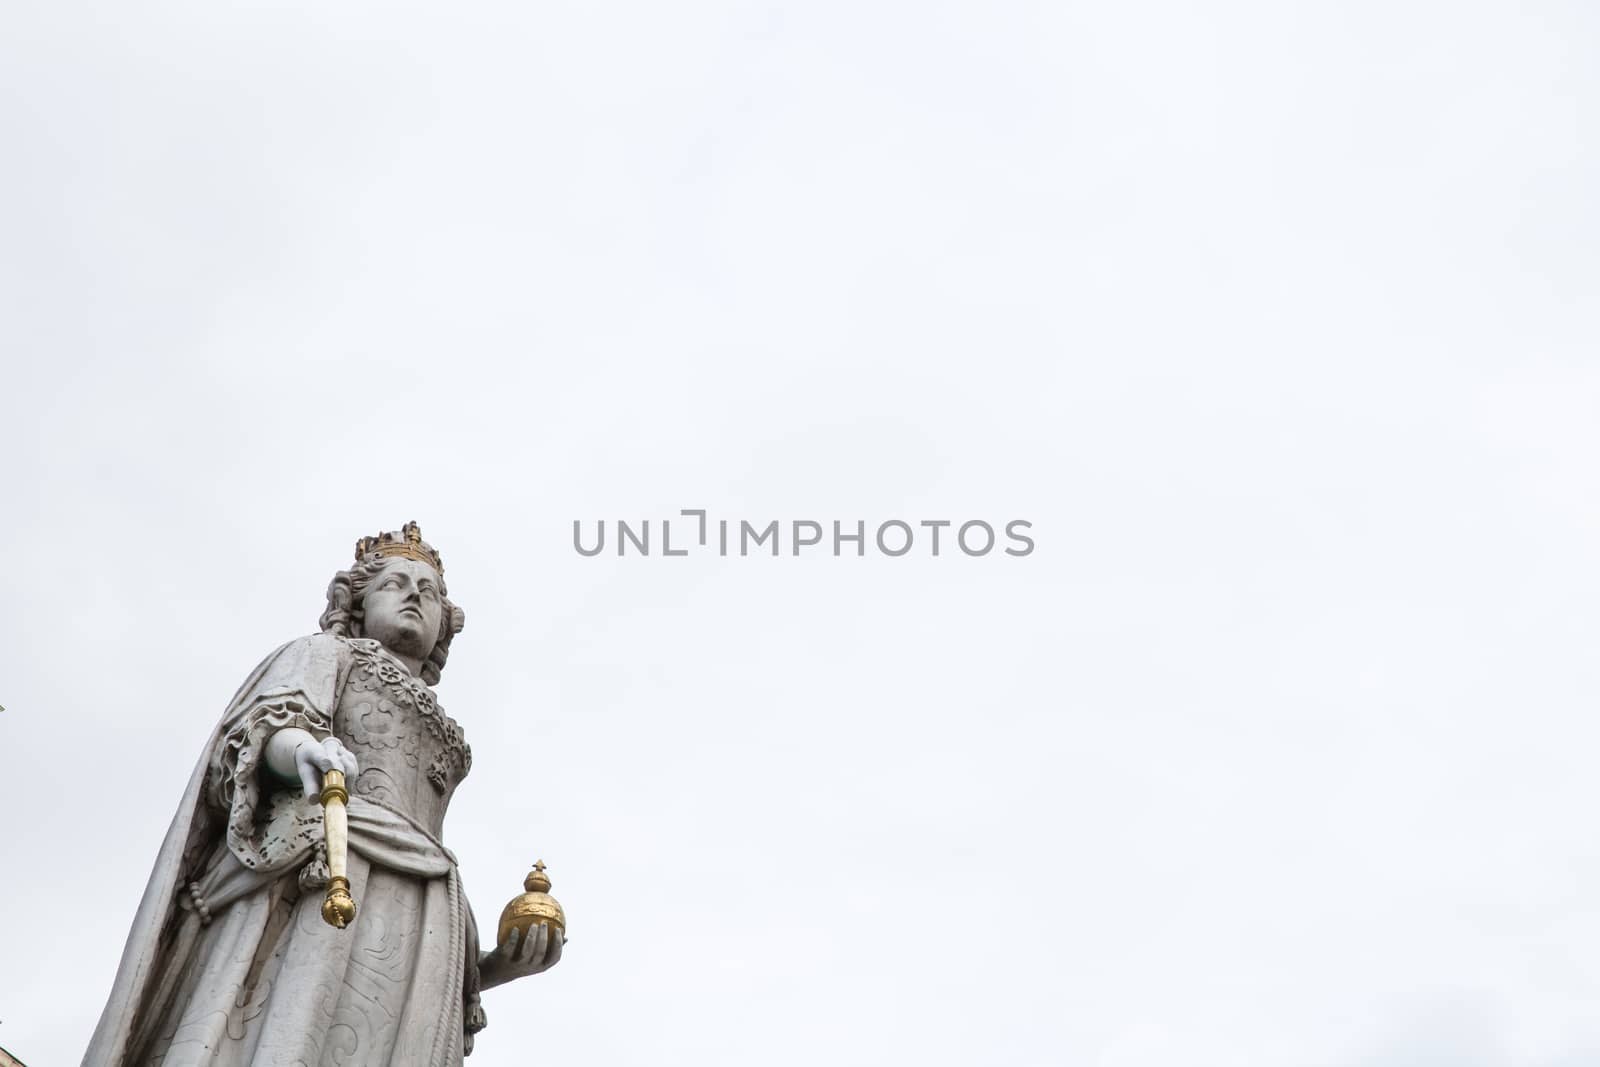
[354,520,444,574]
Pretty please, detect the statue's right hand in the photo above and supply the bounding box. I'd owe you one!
[294,736,360,800]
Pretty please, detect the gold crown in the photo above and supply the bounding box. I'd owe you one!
[355,520,444,574]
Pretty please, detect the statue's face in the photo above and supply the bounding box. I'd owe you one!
[361,558,444,664]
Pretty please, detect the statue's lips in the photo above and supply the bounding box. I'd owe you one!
[398,606,423,621]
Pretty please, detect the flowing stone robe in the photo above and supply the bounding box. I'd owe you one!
[84,634,486,1067]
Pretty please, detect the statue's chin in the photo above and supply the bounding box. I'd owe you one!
[370,621,429,660]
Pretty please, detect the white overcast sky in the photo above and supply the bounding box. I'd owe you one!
[2,2,1598,1065]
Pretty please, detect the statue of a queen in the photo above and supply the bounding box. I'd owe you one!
[83,523,561,1066]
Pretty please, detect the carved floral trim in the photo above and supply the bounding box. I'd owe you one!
[345,638,472,794]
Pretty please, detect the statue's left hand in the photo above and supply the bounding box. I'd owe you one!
[479,924,564,989]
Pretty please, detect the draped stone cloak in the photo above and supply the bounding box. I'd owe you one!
[83,633,485,1067]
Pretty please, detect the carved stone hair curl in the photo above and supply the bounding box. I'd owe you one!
[319,555,466,686]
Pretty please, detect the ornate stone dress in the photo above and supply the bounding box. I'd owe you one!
[83,634,486,1067]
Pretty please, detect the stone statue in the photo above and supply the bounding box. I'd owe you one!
[84,523,563,1066]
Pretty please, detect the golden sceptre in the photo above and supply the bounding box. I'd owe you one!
[320,769,357,927]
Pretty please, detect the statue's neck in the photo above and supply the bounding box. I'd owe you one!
[365,637,425,680]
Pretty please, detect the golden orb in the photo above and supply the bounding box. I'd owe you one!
[498,860,566,946]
